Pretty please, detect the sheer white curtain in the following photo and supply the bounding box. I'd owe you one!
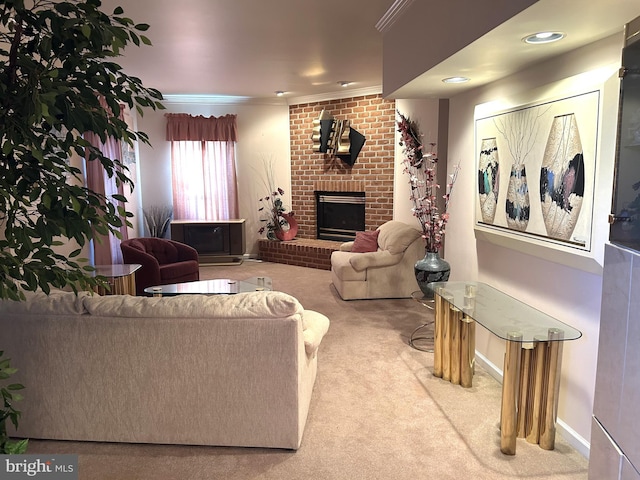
[84,100,128,265]
[166,114,239,221]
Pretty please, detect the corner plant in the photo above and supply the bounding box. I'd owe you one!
[143,205,173,238]
[0,0,164,300]
[0,0,162,453]
[257,158,291,239]
[0,351,27,454]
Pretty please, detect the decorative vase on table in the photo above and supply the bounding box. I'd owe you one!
[415,250,451,298]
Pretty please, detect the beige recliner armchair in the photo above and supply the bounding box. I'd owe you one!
[330,220,424,300]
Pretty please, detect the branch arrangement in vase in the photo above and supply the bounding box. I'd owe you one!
[397,111,460,253]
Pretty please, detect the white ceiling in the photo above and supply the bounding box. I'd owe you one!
[99,0,392,103]
[99,0,640,103]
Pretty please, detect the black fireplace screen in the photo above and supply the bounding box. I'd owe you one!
[315,191,365,241]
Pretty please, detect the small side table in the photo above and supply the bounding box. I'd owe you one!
[409,291,435,352]
[93,264,141,296]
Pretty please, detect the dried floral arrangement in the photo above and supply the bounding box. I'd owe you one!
[397,111,460,252]
[257,158,290,239]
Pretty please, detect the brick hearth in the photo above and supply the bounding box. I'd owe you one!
[258,238,342,270]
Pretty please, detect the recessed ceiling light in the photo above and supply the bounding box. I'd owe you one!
[275,91,285,96]
[523,32,565,44]
[338,81,352,87]
[442,76,470,84]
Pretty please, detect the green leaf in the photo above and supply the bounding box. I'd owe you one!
[4,439,29,454]
[0,0,160,300]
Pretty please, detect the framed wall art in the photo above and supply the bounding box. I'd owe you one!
[474,90,601,254]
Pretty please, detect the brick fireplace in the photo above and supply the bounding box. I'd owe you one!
[290,94,396,237]
[258,94,397,269]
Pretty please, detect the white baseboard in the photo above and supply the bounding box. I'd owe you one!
[474,352,590,459]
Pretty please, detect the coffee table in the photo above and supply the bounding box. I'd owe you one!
[143,277,272,296]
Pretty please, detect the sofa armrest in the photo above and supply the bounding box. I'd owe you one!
[348,250,403,272]
[120,245,162,292]
[302,310,330,357]
[339,241,354,252]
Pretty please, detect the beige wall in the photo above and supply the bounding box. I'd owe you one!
[134,99,291,256]
[393,98,446,231]
[442,33,625,453]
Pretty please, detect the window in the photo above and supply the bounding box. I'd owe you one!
[166,114,239,221]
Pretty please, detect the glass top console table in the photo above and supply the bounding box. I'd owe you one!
[427,281,582,456]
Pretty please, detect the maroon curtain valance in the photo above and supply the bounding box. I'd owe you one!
[165,113,238,142]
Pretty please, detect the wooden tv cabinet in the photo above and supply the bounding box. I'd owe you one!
[170,220,246,264]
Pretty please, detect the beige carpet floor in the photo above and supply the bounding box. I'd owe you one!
[27,260,589,479]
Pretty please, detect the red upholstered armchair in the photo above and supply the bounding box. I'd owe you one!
[120,238,200,295]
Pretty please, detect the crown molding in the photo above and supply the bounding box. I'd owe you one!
[161,94,288,106]
[287,86,383,106]
[161,86,384,107]
[375,0,415,33]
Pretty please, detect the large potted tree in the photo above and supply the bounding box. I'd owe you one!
[0,0,164,449]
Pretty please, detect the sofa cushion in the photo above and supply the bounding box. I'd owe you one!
[377,221,422,255]
[0,291,89,315]
[159,261,200,283]
[83,290,304,319]
[351,230,380,253]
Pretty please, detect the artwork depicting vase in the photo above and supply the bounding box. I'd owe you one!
[506,164,530,230]
[540,113,585,241]
[478,138,500,224]
[493,106,547,232]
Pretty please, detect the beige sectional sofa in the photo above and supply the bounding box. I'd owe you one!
[0,290,330,450]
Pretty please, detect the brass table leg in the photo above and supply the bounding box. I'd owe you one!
[433,290,474,388]
[526,338,547,444]
[501,332,522,455]
[442,296,455,382]
[433,290,444,378]
[460,314,475,388]
[450,305,461,385]
[517,344,533,439]
[540,328,564,450]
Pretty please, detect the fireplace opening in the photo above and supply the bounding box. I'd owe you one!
[315,191,365,241]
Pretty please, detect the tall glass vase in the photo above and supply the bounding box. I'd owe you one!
[505,163,530,231]
[478,137,500,224]
[415,250,451,298]
[540,113,585,240]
